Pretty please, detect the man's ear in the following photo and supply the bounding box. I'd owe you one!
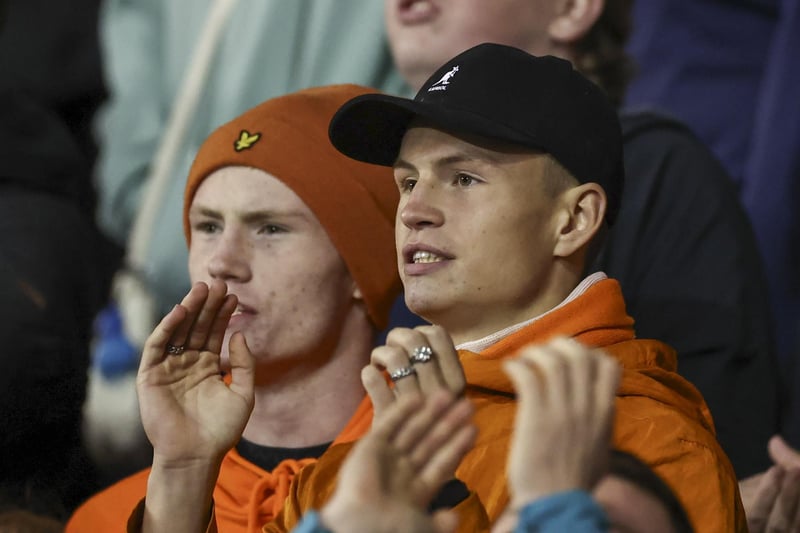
[553,183,606,258]
[548,0,604,45]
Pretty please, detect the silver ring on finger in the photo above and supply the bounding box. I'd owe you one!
[165,343,185,355]
[410,345,434,364]
[389,366,417,382]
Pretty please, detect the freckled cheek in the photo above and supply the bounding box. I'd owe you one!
[259,274,336,354]
[260,267,329,316]
[243,293,299,357]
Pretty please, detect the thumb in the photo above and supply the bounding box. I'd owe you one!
[228,331,255,406]
[768,435,800,469]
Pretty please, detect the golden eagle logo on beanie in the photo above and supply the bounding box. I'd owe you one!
[234,130,261,151]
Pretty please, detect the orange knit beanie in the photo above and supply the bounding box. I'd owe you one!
[183,84,401,330]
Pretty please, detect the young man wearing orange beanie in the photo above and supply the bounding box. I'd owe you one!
[65,85,485,532]
[261,44,746,533]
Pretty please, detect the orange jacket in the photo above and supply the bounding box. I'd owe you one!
[66,399,374,533]
[264,278,746,533]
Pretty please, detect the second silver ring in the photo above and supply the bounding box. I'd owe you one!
[389,366,417,382]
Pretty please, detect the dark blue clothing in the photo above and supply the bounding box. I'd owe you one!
[625,0,800,369]
[603,111,780,476]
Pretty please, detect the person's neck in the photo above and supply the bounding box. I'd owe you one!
[242,314,374,448]
[443,297,567,347]
[439,266,582,346]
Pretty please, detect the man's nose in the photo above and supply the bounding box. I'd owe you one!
[207,232,251,282]
[399,180,445,230]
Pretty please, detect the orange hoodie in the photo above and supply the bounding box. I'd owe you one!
[66,398,374,533]
[263,278,746,533]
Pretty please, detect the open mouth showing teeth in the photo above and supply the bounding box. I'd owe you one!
[231,306,250,317]
[413,250,444,264]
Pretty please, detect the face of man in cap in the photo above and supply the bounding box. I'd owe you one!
[394,122,601,344]
[187,166,360,377]
[329,44,619,343]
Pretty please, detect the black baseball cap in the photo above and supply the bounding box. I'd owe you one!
[329,42,624,224]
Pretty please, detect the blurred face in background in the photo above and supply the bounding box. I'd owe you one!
[385,0,558,90]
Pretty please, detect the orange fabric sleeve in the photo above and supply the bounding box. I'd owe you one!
[261,441,491,533]
[614,396,748,532]
[66,468,151,533]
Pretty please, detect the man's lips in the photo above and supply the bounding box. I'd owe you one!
[230,302,256,319]
[396,0,438,25]
[402,243,453,265]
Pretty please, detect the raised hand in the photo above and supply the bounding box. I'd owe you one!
[137,279,255,465]
[502,337,621,511]
[740,435,800,532]
[320,390,476,533]
[362,325,466,420]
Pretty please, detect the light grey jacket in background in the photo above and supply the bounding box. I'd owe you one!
[96,0,408,312]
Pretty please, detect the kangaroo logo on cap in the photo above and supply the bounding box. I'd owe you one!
[428,66,459,92]
[234,130,261,151]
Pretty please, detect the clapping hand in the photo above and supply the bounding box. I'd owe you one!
[320,390,477,533]
[740,435,800,532]
[362,325,466,421]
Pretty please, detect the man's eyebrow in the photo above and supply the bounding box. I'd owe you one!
[393,158,416,172]
[394,152,503,170]
[189,206,223,219]
[239,210,305,224]
[189,205,306,222]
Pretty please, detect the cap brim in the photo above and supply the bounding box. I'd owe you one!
[329,93,541,167]
[329,94,416,166]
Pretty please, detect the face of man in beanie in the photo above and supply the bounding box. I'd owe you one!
[395,121,603,344]
[188,166,360,376]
